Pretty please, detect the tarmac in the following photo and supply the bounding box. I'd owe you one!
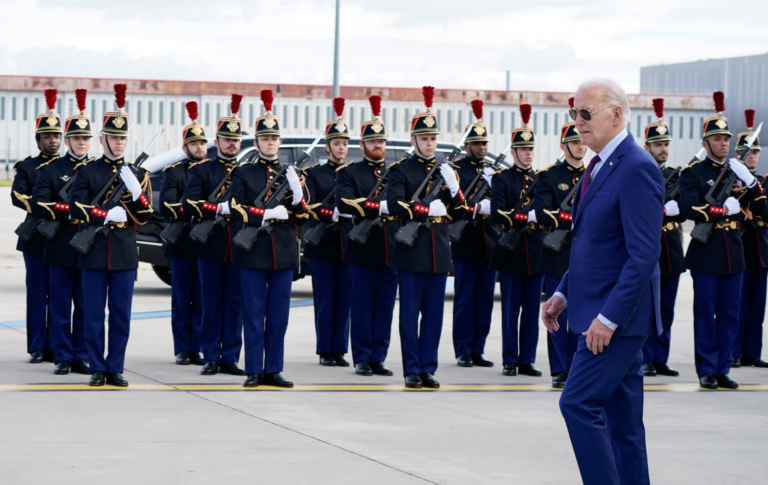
[1,186,767,485]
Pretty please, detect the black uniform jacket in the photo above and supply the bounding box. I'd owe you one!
[69,155,153,271]
[533,160,583,279]
[160,159,198,260]
[659,165,686,275]
[12,153,55,256]
[336,157,399,268]
[386,153,467,274]
[680,157,767,275]
[227,157,309,271]
[450,156,500,266]
[182,156,237,263]
[741,173,768,269]
[490,164,544,276]
[304,159,351,263]
[31,153,91,267]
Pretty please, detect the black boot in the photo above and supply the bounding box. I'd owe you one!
[175,352,191,365]
[219,362,245,376]
[264,372,294,388]
[420,373,440,389]
[471,354,494,367]
[517,363,542,376]
[243,374,263,388]
[107,372,129,387]
[89,371,106,386]
[456,354,473,367]
[552,372,567,389]
[355,361,373,376]
[642,362,657,377]
[502,364,517,376]
[404,374,422,389]
[332,353,350,367]
[319,353,336,366]
[715,374,738,389]
[28,350,43,363]
[653,362,679,376]
[200,361,218,375]
[371,362,393,376]
[53,361,71,375]
[71,360,91,374]
[189,352,205,365]
[699,373,717,389]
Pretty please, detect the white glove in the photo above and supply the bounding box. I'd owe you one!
[120,166,142,201]
[729,159,756,187]
[474,199,491,219]
[440,164,460,197]
[428,199,447,217]
[332,207,340,222]
[379,200,389,215]
[218,201,230,215]
[664,200,679,217]
[285,166,304,206]
[723,197,741,216]
[104,206,127,224]
[262,206,289,223]
[482,167,494,188]
[527,209,537,223]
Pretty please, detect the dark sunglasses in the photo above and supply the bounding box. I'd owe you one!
[568,105,615,121]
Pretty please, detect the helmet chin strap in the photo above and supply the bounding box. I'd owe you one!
[565,144,584,162]
[104,136,118,160]
[704,137,723,162]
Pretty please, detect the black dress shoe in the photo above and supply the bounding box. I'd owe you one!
[371,362,393,376]
[89,371,106,386]
[243,374,263,388]
[54,361,71,375]
[319,353,336,366]
[355,361,373,376]
[552,372,567,389]
[71,360,91,374]
[699,373,717,389]
[200,361,219,375]
[741,358,768,368]
[420,373,440,389]
[471,354,494,367]
[263,372,293,388]
[189,352,205,365]
[502,364,517,376]
[653,362,679,376]
[731,358,742,368]
[42,350,55,363]
[107,372,129,387]
[28,350,43,363]
[175,352,191,365]
[642,362,657,377]
[456,354,473,367]
[518,363,542,377]
[404,374,422,389]
[332,353,350,367]
[219,361,245,376]
[716,374,738,389]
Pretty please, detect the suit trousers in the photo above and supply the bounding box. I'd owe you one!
[500,273,543,366]
[398,271,448,376]
[310,258,351,355]
[349,265,397,365]
[452,260,497,357]
[691,271,742,376]
[734,268,767,361]
[198,259,242,365]
[48,264,86,364]
[642,273,680,364]
[169,258,203,355]
[559,335,650,485]
[23,252,51,354]
[545,275,578,375]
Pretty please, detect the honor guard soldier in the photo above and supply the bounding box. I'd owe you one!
[70,84,154,387]
[534,97,585,388]
[490,104,544,378]
[159,102,205,366]
[229,89,309,388]
[450,100,498,368]
[305,97,352,368]
[182,94,245,377]
[680,92,766,389]
[337,95,398,377]
[31,89,92,375]
[733,109,768,368]
[641,98,683,377]
[387,86,467,389]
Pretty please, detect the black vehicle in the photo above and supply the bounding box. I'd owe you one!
[139,136,499,285]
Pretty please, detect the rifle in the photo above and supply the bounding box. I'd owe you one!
[14,153,62,241]
[542,182,579,254]
[303,183,339,248]
[663,148,706,204]
[232,132,325,251]
[497,176,538,252]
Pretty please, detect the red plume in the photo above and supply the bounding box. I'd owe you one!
[114,84,127,109]
[44,89,57,111]
[230,94,242,116]
[471,100,483,121]
[333,97,345,118]
[260,89,274,112]
[186,101,199,122]
[422,86,435,109]
[713,91,725,113]
[368,95,381,118]
[652,98,664,120]
[75,89,87,112]
[519,104,532,126]
[745,109,755,129]
[568,97,574,109]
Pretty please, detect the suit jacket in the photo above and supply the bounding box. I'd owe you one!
[556,133,663,336]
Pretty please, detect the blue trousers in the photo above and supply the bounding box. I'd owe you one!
[692,271,742,376]
[310,258,351,354]
[545,275,578,375]
[49,265,86,364]
[349,265,397,365]
[734,268,767,360]
[170,258,203,355]
[81,269,135,374]
[642,273,680,364]
[452,261,496,357]
[198,259,242,364]
[241,268,293,375]
[398,271,447,376]
[500,273,543,366]
[560,335,649,485]
[23,252,51,354]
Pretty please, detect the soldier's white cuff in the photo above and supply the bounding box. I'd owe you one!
[598,313,618,330]
[554,292,567,307]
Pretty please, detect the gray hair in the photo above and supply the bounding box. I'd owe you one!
[577,78,630,125]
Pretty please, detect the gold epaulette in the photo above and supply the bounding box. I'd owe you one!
[336,161,354,172]
[36,158,56,170]
[680,161,698,172]
[491,166,508,176]
[537,163,556,173]
[73,157,95,171]
[302,162,320,172]
[13,155,31,169]
[188,158,210,169]
[163,162,183,172]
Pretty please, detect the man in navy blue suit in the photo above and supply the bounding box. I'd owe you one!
[542,78,664,485]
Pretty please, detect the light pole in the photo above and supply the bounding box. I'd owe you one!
[332,0,340,98]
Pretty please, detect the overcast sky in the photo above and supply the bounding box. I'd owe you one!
[1,0,767,94]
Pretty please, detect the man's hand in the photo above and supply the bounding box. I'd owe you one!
[541,295,565,333]
[583,318,615,355]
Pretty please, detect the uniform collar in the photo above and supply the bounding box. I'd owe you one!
[416,156,436,164]
[514,162,532,174]
[40,151,58,160]
[706,156,725,168]
[66,152,86,163]
[218,155,237,164]
[364,157,385,167]
[565,160,584,172]
[103,154,125,165]
[258,156,280,166]
[327,158,344,168]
